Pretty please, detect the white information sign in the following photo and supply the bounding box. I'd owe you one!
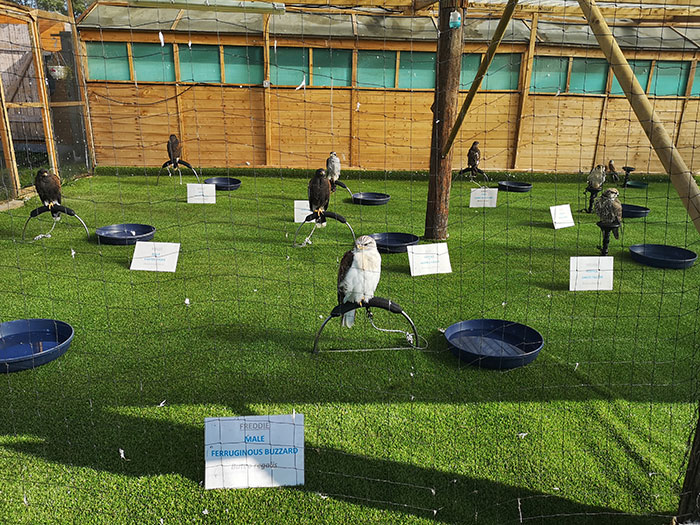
[187,183,216,204]
[130,242,180,273]
[550,204,575,229]
[569,256,614,291]
[294,200,312,223]
[205,414,304,490]
[469,187,499,208]
[407,243,452,276]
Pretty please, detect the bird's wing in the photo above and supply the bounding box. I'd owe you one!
[49,173,62,204]
[337,250,354,304]
[614,201,623,222]
[167,140,174,161]
[322,178,331,210]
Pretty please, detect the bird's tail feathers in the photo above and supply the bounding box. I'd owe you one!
[613,228,620,239]
[341,309,355,328]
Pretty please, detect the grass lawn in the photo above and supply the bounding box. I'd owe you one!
[0,169,698,523]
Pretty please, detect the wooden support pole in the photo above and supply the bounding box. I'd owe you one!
[512,12,537,169]
[262,14,272,167]
[28,17,59,175]
[578,0,700,237]
[424,0,463,240]
[441,0,519,159]
[0,73,20,199]
[350,48,359,167]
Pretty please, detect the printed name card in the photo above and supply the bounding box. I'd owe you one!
[130,242,180,272]
[407,243,452,276]
[469,187,498,208]
[294,200,312,223]
[205,414,305,490]
[550,204,575,229]
[187,183,216,204]
[569,256,614,291]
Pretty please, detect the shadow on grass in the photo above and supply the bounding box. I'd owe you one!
[302,447,669,524]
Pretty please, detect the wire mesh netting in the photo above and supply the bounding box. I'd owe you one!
[1,1,700,523]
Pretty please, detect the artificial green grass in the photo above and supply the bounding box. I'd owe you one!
[0,172,698,523]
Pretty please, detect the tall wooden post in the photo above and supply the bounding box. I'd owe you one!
[424,0,463,240]
[578,0,700,237]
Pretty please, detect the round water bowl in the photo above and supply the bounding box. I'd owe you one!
[445,319,543,370]
[629,244,697,269]
[0,319,74,373]
[498,181,532,193]
[96,224,155,245]
[204,177,241,191]
[625,180,648,189]
[352,192,390,206]
[369,232,419,253]
[621,203,650,219]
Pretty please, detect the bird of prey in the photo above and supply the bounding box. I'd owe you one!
[587,164,606,191]
[34,168,61,220]
[595,188,623,238]
[308,168,331,227]
[606,159,619,182]
[326,152,341,192]
[167,134,182,169]
[460,141,489,181]
[337,235,382,328]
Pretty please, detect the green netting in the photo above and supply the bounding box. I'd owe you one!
[650,60,691,96]
[483,53,521,90]
[312,49,352,87]
[179,44,221,83]
[398,50,436,89]
[132,43,175,83]
[270,47,309,86]
[611,59,651,95]
[569,57,608,94]
[223,46,264,84]
[356,50,396,89]
[531,56,568,93]
[86,42,130,81]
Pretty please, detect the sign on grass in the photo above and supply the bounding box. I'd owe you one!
[204,414,305,490]
[407,243,452,276]
[130,242,180,273]
[550,204,575,229]
[294,200,312,223]
[469,187,498,208]
[569,256,614,291]
[187,183,216,204]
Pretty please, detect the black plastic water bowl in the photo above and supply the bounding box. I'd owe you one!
[96,223,156,245]
[625,180,648,189]
[0,319,74,373]
[445,319,543,370]
[369,232,419,254]
[621,203,650,219]
[352,192,391,206]
[498,181,532,193]
[204,177,241,191]
[629,244,697,269]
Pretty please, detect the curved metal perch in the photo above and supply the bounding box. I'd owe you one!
[334,180,354,199]
[313,296,419,354]
[293,211,356,247]
[22,205,90,242]
[156,159,200,185]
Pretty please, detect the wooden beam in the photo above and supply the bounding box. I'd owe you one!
[442,0,519,158]
[28,18,59,175]
[512,12,537,169]
[675,56,697,148]
[262,14,272,166]
[350,48,359,167]
[592,63,613,166]
[425,0,463,241]
[578,0,700,237]
[0,71,20,199]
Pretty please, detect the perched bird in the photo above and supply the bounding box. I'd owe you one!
[587,164,606,191]
[607,159,619,183]
[337,235,382,328]
[308,168,331,227]
[167,134,182,169]
[460,141,488,181]
[326,152,341,192]
[34,168,62,220]
[595,188,623,238]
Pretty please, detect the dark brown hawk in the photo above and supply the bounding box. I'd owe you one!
[167,134,182,169]
[595,188,623,238]
[308,168,331,227]
[34,168,62,220]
